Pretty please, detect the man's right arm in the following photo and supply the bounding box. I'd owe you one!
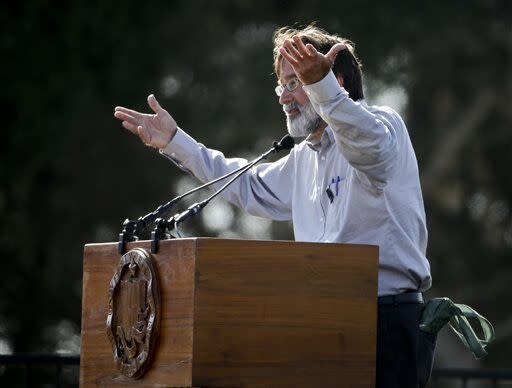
[114,95,294,221]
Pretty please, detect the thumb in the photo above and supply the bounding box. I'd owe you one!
[325,42,346,63]
[147,94,164,114]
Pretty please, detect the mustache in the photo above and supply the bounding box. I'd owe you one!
[283,101,301,114]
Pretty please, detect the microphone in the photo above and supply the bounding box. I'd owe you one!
[171,134,295,229]
[273,134,295,152]
[119,134,295,253]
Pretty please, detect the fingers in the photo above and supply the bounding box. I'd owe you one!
[147,94,164,115]
[115,101,154,146]
[114,110,139,125]
[121,120,153,146]
[306,43,317,56]
[293,36,313,57]
[280,35,345,64]
[325,42,346,62]
[121,120,138,134]
[279,46,299,66]
[284,38,303,59]
[114,106,144,120]
[282,37,315,59]
[279,36,319,66]
[116,110,141,135]
[137,125,152,145]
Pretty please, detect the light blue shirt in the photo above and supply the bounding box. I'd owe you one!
[161,70,431,296]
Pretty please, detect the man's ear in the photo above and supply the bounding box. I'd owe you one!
[336,74,344,88]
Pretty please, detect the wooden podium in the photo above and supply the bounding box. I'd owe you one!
[80,238,378,387]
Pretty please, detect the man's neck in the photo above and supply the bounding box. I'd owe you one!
[306,123,327,144]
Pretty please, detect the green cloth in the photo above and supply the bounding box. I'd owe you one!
[420,297,495,359]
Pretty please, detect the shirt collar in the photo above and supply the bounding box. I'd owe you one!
[306,126,334,153]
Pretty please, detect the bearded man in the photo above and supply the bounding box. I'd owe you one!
[114,24,436,388]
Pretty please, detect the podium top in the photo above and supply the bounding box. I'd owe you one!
[85,236,378,250]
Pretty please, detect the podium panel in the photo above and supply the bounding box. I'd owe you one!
[80,238,378,387]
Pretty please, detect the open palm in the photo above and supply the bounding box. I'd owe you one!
[114,94,177,149]
[279,36,345,85]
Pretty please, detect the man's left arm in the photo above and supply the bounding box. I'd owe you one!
[279,37,399,186]
[304,71,399,185]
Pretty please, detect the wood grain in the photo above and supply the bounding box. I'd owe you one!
[192,239,378,388]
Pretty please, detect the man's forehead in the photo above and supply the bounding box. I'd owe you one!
[279,60,297,83]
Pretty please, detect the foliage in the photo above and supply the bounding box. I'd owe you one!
[1,0,511,369]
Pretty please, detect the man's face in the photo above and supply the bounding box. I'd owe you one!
[278,60,324,138]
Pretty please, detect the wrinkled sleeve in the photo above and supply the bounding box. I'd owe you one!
[303,71,400,187]
[159,128,294,220]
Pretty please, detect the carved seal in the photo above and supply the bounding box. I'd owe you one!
[106,248,161,378]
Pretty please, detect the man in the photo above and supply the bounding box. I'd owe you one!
[114,25,436,388]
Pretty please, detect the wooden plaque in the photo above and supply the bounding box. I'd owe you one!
[106,248,160,378]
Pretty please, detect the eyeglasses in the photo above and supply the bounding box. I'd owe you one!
[275,78,302,97]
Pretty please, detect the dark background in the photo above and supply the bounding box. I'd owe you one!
[1,0,511,380]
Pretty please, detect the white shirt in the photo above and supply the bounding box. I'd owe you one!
[161,70,432,296]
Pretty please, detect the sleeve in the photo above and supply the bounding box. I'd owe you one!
[303,71,400,187]
[159,128,294,221]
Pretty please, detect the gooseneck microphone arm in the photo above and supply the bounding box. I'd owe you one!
[170,135,295,228]
[138,156,260,227]
[118,157,261,254]
[170,149,270,226]
[118,134,294,254]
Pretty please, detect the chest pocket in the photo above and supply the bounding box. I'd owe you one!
[325,175,346,219]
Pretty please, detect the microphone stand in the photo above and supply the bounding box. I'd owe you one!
[118,159,260,254]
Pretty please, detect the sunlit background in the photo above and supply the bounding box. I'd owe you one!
[1,0,511,386]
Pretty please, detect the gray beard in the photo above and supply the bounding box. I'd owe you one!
[284,100,324,138]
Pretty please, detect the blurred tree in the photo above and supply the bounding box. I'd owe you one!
[1,0,511,374]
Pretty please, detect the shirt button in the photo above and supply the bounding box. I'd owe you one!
[320,217,324,222]
[321,156,326,160]
[171,152,176,157]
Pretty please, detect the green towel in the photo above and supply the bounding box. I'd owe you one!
[419,297,495,359]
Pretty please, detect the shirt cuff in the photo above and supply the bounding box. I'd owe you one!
[159,127,197,163]
[303,70,349,105]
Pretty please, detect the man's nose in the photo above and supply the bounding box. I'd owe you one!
[279,89,293,105]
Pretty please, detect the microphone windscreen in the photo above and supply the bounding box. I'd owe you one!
[278,134,295,151]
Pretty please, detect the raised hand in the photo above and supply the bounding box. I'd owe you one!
[279,35,346,85]
[114,94,177,149]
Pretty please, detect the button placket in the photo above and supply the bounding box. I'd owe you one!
[317,151,327,233]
